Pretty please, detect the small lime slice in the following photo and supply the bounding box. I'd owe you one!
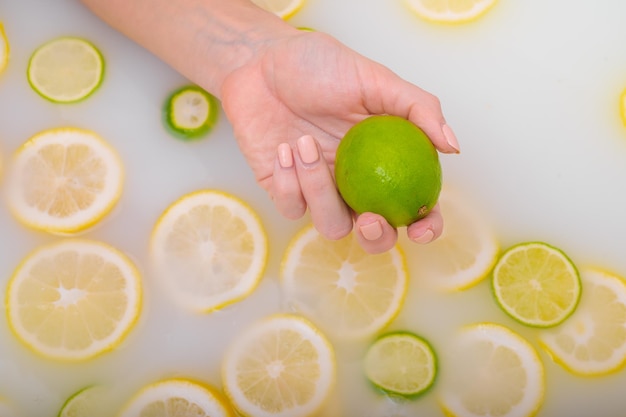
[27,37,104,103]
[364,331,437,398]
[58,386,107,417]
[163,85,219,140]
[492,241,581,327]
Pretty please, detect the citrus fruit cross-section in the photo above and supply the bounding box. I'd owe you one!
[222,314,335,417]
[281,224,407,340]
[6,239,142,361]
[150,190,268,313]
[7,127,124,235]
[27,36,104,103]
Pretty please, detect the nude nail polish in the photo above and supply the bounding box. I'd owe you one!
[297,135,320,164]
[277,143,294,168]
[360,221,383,241]
[442,124,460,153]
[412,229,434,244]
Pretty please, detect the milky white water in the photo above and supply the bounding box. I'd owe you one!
[1,0,626,416]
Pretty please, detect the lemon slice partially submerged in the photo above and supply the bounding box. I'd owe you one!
[250,0,305,19]
[405,0,497,24]
[491,241,581,327]
[281,224,407,339]
[222,314,335,417]
[7,127,124,235]
[439,323,545,417]
[540,268,626,376]
[118,378,234,417]
[408,187,499,291]
[27,36,104,103]
[150,190,268,313]
[6,239,142,361]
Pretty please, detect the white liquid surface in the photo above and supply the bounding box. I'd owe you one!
[1,0,626,416]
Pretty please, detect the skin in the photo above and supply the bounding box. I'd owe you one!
[77,0,461,254]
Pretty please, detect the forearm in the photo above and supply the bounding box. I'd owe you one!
[78,0,298,98]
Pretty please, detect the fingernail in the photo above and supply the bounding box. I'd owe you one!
[277,143,293,168]
[360,221,383,241]
[412,229,434,244]
[442,124,460,153]
[297,135,319,164]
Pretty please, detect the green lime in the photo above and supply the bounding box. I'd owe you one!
[58,385,107,417]
[364,331,437,398]
[335,115,442,227]
[27,37,104,103]
[163,85,219,140]
[492,241,582,327]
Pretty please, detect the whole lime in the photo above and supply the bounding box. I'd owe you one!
[335,115,442,228]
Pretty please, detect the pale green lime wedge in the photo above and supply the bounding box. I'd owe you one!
[492,241,581,327]
[364,331,437,398]
[27,37,104,103]
[58,386,106,417]
[163,85,219,140]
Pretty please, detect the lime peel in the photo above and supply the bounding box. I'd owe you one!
[364,330,437,398]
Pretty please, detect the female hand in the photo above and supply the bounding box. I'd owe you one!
[221,30,460,254]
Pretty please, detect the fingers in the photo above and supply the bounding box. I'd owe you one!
[293,135,353,240]
[354,213,399,254]
[271,143,307,220]
[364,64,461,154]
[406,203,443,244]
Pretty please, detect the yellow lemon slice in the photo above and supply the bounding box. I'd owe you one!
[250,0,305,19]
[222,314,335,417]
[491,241,581,327]
[0,22,9,75]
[7,127,124,235]
[118,378,234,417]
[364,331,437,398]
[407,187,499,291]
[281,224,407,340]
[405,0,498,24]
[539,268,626,376]
[6,239,142,361]
[439,323,545,417]
[27,36,104,103]
[150,190,268,313]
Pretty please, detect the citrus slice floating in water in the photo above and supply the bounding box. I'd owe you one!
[491,241,581,327]
[250,0,305,19]
[163,85,219,140]
[620,88,626,127]
[118,378,235,417]
[27,36,104,103]
[364,331,437,398]
[222,314,335,417]
[6,239,142,361]
[7,127,124,235]
[540,268,626,376]
[150,190,268,313]
[405,0,498,24]
[0,22,9,75]
[439,323,545,417]
[58,385,109,417]
[281,224,407,339]
[408,186,499,291]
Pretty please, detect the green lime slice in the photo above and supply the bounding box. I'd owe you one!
[364,331,437,398]
[58,385,107,417]
[27,37,104,103]
[492,241,581,327]
[163,85,219,140]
